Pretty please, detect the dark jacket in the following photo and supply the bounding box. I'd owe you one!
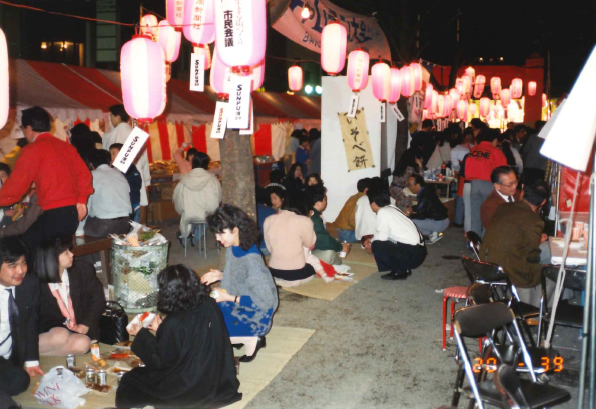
[116,298,241,409]
[410,185,448,221]
[123,164,142,208]
[410,131,435,165]
[38,260,105,340]
[13,272,41,366]
[311,209,342,252]
[480,200,544,288]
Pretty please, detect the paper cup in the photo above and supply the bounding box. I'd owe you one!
[571,227,581,242]
[574,221,585,236]
[339,251,347,258]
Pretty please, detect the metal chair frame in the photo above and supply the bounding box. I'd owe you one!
[184,221,208,258]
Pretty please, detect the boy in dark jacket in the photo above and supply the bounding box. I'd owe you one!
[110,143,143,222]
[407,174,449,244]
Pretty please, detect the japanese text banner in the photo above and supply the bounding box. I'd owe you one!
[338,108,375,172]
[273,0,391,61]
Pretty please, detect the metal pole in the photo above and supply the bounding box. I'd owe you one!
[578,151,595,409]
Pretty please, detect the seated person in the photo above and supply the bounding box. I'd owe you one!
[109,143,143,222]
[173,152,222,246]
[306,185,350,265]
[264,197,317,287]
[334,178,371,243]
[306,173,323,187]
[390,148,422,212]
[203,205,278,362]
[255,187,277,255]
[84,149,132,238]
[283,163,305,198]
[35,236,105,356]
[1,191,42,238]
[480,180,552,307]
[0,163,17,229]
[481,166,521,229]
[364,188,427,281]
[267,186,286,213]
[264,169,286,190]
[407,174,449,244]
[295,136,310,173]
[173,143,198,176]
[117,265,241,409]
[0,237,44,397]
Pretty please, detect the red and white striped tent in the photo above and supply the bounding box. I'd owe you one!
[0,59,321,162]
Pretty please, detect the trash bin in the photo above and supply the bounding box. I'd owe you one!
[111,241,169,313]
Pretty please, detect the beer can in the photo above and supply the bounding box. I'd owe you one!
[66,354,76,368]
[117,371,126,385]
[97,370,107,386]
[85,368,96,384]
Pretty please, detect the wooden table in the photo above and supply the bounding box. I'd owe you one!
[72,236,113,286]
[424,177,457,199]
[549,236,588,266]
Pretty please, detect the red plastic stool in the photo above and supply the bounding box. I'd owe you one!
[442,286,469,351]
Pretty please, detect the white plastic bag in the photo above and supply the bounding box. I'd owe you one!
[34,366,88,409]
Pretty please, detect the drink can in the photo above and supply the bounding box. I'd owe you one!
[90,340,101,361]
[85,368,96,383]
[117,371,126,385]
[66,354,76,368]
[439,174,444,181]
[97,370,107,386]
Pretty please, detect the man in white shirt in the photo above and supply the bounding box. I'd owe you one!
[363,188,427,281]
[0,237,44,396]
[102,105,151,218]
[83,150,132,238]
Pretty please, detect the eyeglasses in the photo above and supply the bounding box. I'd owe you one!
[499,180,518,188]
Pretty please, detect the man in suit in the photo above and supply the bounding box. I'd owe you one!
[481,166,522,229]
[0,237,44,396]
[480,180,551,307]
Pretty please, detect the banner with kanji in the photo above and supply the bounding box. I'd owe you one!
[338,108,375,172]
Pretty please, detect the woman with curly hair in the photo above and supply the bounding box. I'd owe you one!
[117,264,241,409]
[203,205,278,363]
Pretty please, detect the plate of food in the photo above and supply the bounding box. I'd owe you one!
[114,340,133,349]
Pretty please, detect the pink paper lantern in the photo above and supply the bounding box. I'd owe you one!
[436,95,445,118]
[456,79,464,97]
[473,75,486,99]
[120,35,167,125]
[388,67,402,103]
[411,62,422,92]
[141,14,159,38]
[424,84,434,109]
[214,0,267,71]
[400,65,414,97]
[449,88,460,103]
[462,75,472,99]
[251,60,265,91]
[527,81,537,96]
[157,20,182,63]
[288,65,303,92]
[457,100,468,122]
[490,77,502,98]
[500,88,511,107]
[479,97,491,117]
[430,90,438,114]
[0,29,7,129]
[193,45,211,70]
[511,78,523,99]
[166,0,185,31]
[422,109,428,121]
[469,103,477,117]
[444,93,453,115]
[347,49,369,92]
[542,93,547,108]
[371,62,391,102]
[209,48,232,99]
[465,66,476,84]
[183,0,215,46]
[321,23,347,75]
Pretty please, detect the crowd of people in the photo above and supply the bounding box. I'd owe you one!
[0,103,555,408]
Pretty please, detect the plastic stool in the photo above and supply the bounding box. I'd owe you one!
[443,286,469,351]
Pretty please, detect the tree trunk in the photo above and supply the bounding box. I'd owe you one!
[394,97,410,171]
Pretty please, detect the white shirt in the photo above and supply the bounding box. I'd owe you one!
[89,164,132,219]
[496,189,514,203]
[372,205,423,246]
[510,146,523,174]
[48,271,70,310]
[355,195,396,240]
[450,144,471,172]
[0,284,38,366]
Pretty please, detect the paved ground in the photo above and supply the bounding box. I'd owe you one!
[159,219,583,408]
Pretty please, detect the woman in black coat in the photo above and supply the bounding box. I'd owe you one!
[116,265,241,409]
[35,236,105,356]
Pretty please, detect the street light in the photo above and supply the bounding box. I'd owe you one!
[305,84,313,94]
[315,85,322,94]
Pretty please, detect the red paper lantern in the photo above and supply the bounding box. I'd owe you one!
[321,23,347,75]
[511,78,523,99]
[388,67,402,103]
[166,0,185,31]
[457,100,468,122]
[500,88,511,108]
[490,77,501,98]
[371,62,391,102]
[347,49,369,92]
[424,84,433,109]
[120,35,167,125]
[288,65,303,92]
[157,20,181,63]
[141,14,159,38]
[473,75,486,99]
[411,62,423,92]
[183,0,215,46]
[400,65,414,97]
[528,81,537,96]
[479,97,491,117]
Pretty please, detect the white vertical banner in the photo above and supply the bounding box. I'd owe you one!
[379,102,386,123]
[240,100,254,135]
[347,94,359,118]
[228,75,252,129]
[189,52,205,92]
[390,103,405,121]
[113,127,150,173]
[210,101,229,139]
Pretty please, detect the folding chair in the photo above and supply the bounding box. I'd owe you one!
[464,231,482,260]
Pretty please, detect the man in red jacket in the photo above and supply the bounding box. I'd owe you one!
[0,107,93,248]
[464,129,508,236]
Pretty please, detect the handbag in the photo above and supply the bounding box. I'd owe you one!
[99,301,129,345]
